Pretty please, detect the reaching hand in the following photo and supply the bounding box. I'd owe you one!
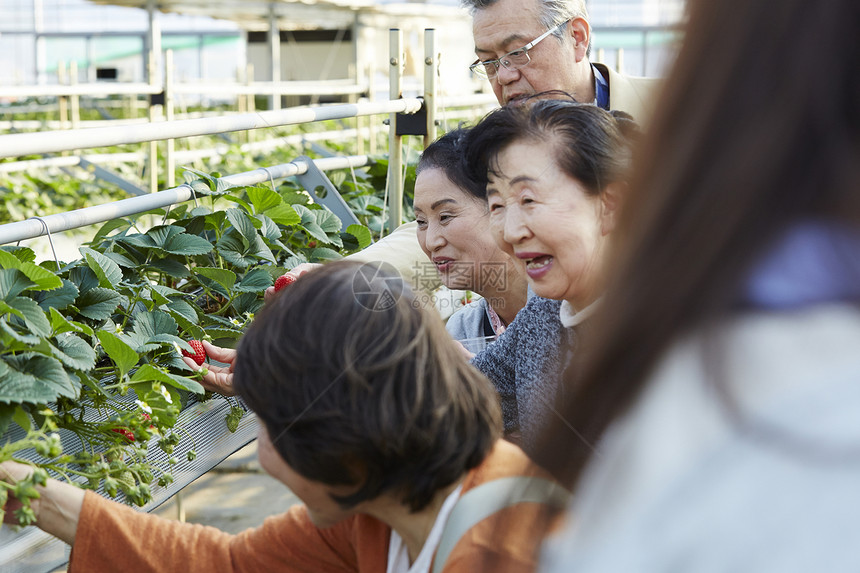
[0,461,36,525]
[454,340,476,361]
[182,341,236,396]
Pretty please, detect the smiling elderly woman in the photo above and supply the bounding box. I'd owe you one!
[414,128,529,342]
[463,100,639,450]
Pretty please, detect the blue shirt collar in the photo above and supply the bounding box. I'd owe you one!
[592,64,610,110]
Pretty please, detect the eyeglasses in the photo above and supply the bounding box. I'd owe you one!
[469,19,570,80]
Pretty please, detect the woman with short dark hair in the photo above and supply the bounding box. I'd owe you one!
[414,128,528,342]
[1,261,563,573]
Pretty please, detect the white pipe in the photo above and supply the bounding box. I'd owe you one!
[0,155,370,246]
[221,155,369,187]
[0,99,422,159]
[171,81,368,96]
[0,80,368,99]
[0,129,384,174]
[0,83,161,98]
[438,94,499,108]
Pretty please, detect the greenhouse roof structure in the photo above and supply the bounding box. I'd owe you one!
[87,0,466,30]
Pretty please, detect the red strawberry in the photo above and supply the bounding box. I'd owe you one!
[182,340,207,365]
[274,274,296,292]
[112,427,135,442]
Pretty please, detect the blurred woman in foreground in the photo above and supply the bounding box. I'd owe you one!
[537,0,860,569]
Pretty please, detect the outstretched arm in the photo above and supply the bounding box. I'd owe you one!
[1,461,84,545]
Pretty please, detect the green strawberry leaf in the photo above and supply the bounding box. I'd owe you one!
[226,208,258,246]
[0,268,37,300]
[0,246,37,265]
[90,218,133,246]
[133,310,178,338]
[49,308,94,337]
[12,405,32,431]
[34,279,79,311]
[264,203,302,227]
[162,232,214,256]
[247,186,282,214]
[9,296,52,338]
[194,267,237,292]
[0,355,77,403]
[255,214,283,242]
[130,364,203,394]
[345,224,373,250]
[100,251,138,268]
[310,247,343,262]
[234,268,273,293]
[76,287,123,321]
[166,300,199,325]
[148,257,190,278]
[97,331,139,379]
[224,193,254,215]
[81,247,123,289]
[53,334,97,371]
[216,231,275,268]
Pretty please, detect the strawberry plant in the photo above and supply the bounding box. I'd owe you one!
[0,168,373,523]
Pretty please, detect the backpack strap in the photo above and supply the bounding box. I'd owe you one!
[431,476,569,573]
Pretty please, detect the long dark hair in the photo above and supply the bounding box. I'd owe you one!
[234,261,502,511]
[534,0,860,486]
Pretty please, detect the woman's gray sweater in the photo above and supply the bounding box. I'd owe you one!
[471,296,575,452]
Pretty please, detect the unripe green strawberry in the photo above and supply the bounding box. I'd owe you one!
[225,406,243,433]
[104,477,119,498]
[116,471,136,494]
[182,340,207,365]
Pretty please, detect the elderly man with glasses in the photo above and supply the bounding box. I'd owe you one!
[281,0,659,303]
[466,0,658,117]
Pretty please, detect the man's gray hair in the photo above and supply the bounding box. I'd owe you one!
[462,0,590,52]
[461,0,589,34]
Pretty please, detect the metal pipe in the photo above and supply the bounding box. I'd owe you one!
[0,155,370,246]
[423,29,437,147]
[0,80,368,99]
[0,130,383,174]
[268,3,281,111]
[387,29,404,231]
[0,99,422,159]
[165,50,176,188]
